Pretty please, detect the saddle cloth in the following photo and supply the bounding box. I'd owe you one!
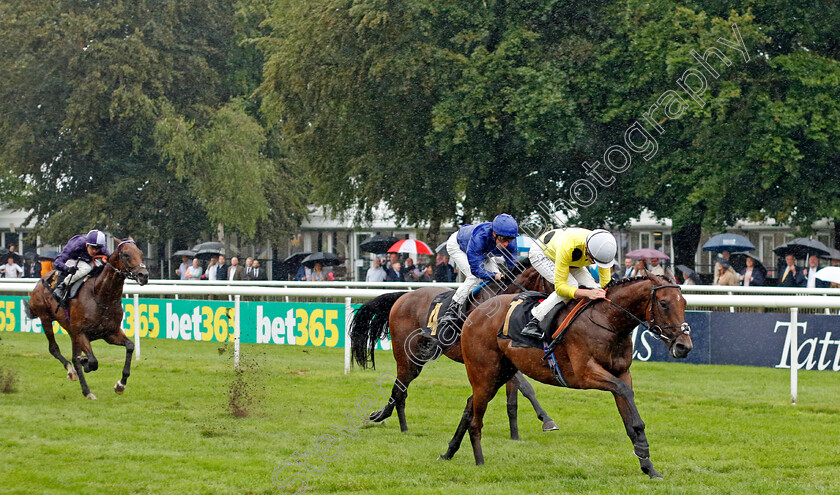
[420,290,459,348]
[498,292,579,349]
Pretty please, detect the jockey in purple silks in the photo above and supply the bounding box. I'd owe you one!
[53,229,111,304]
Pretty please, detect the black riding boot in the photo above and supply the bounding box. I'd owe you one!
[53,282,68,305]
[436,301,463,329]
[520,316,543,339]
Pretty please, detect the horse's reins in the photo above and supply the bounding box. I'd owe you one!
[111,239,147,280]
[594,283,691,344]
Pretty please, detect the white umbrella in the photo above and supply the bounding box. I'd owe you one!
[515,235,539,253]
[815,266,840,285]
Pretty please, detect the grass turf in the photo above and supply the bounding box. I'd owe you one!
[1,331,840,494]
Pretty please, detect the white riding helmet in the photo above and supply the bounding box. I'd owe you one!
[586,229,617,268]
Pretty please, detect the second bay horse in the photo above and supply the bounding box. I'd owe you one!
[350,261,557,438]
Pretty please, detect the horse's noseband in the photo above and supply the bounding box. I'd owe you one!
[646,284,691,344]
[114,240,147,280]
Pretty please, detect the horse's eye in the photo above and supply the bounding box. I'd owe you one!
[659,300,669,308]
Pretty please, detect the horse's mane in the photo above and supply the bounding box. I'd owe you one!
[512,258,531,273]
[605,272,678,290]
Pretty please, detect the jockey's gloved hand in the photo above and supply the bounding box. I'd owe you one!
[66,266,77,275]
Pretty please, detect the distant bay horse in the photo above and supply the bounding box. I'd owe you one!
[350,261,558,438]
[440,274,693,479]
[26,238,149,399]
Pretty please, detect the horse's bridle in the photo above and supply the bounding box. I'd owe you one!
[111,240,147,281]
[603,283,691,344]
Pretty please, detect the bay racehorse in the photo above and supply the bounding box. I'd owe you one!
[25,238,149,399]
[439,274,693,479]
[350,261,558,438]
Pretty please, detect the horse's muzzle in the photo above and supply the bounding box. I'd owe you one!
[135,270,150,286]
[671,335,693,359]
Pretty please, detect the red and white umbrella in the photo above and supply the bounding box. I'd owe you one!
[387,239,433,255]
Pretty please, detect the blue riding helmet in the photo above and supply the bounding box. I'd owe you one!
[86,229,106,247]
[491,214,518,238]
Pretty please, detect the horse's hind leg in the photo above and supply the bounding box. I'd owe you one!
[103,330,134,394]
[42,319,76,381]
[512,371,558,431]
[70,335,96,399]
[369,360,420,433]
[505,380,519,440]
[439,395,473,460]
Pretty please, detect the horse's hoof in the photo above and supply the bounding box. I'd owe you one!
[85,393,97,400]
[114,381,126,395]
[542,421,559,431]
[66,365,78,381]
[438,454,451,461]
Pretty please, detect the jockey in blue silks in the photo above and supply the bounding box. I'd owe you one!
[436,213,519,328]
[53,229,110,304]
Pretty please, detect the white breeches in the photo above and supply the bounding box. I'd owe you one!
[528,245,597,321]
[447,232,500,305]
[64,260,94,285]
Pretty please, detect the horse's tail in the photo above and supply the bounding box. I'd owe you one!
[22,297,33,319]
[350,291,407,370]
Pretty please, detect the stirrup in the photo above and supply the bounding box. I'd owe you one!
[521,317,543,339]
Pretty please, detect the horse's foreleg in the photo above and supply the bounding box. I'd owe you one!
[584,367,661,479]
[611,373,661,479]
[512,371,558,432]
[71,336,95,400]
[104,331,134,395]
[42,319,75,380]
[505,380,519,440]
[439,395,473,461]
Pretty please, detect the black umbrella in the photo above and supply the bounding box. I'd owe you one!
[281,252,312,266]
[172,249,196,258]
[773,238,831,259]
[0,250,23,265]
[301,252,342,267]
[822,247,840,261]
[359,235,398,254]
[191,242,239,256]
[675,265,701,284]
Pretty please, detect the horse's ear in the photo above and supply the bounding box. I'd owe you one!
[664,270,678,284]
[113,237,123,245]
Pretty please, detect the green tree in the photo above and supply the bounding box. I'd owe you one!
[0,0,307,246]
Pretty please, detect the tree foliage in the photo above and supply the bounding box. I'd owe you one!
[0,0,307,245]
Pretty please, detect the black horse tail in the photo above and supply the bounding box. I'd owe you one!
[350,291,407,370]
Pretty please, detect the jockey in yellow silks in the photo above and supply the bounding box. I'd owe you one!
[520,228,617,339]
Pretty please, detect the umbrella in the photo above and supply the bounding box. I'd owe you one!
[728,253,767,277]
[0,250,23,265]
[676,265,701,284]
[280,252,312,266]
[191,241,239,256]
[822,247,840,261]
[172,249,196,258]
[301,252,342,267]
[435,241,448,255]
[515,235,539,254]
[816,267,840,285]
[23,250,38,261]
[387,239,433,255]
[702,233,755,253]
[773,238,831,259]
[359,235,398,254]
[625,248,670,260]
